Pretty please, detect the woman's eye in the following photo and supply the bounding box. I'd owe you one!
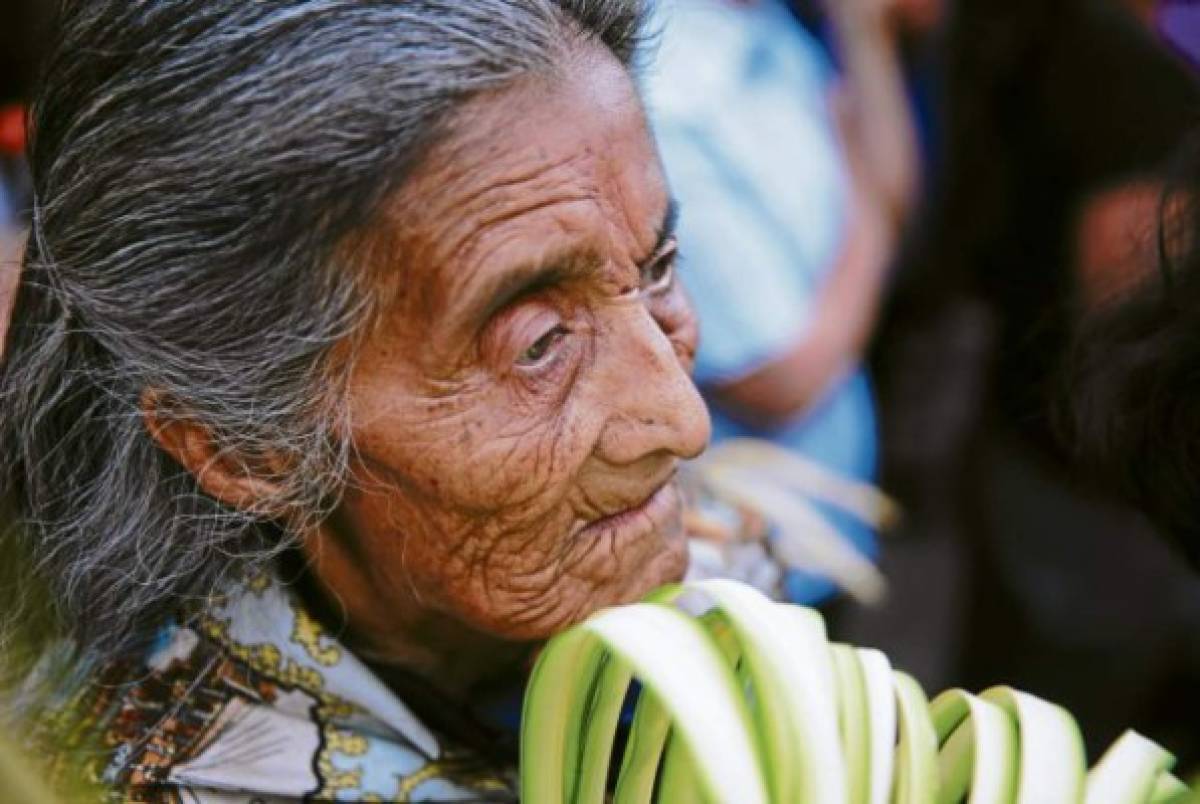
[517,324,568,367]
[641,253,676,294]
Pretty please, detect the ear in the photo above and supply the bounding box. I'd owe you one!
[140,388,286,513]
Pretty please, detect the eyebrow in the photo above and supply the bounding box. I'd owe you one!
[455,196,680,331]
[461,248,600,332]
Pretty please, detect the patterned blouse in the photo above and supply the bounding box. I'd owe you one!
[34,573,518,802]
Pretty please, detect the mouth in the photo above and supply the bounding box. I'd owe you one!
[575,474,682,547]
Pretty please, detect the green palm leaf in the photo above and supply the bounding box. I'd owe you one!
[521,579,1191,804]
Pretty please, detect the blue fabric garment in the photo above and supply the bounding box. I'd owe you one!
[645,0,878,604]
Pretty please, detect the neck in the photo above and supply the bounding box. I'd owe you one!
[290,518,532,702]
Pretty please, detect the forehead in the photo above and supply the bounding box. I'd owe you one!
[376,46,668,335]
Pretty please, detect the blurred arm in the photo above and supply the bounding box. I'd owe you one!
[708,3,916,426]
[708,153,893,427]
[825,0,921,224]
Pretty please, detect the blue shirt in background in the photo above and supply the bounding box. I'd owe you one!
[644,0,878,604]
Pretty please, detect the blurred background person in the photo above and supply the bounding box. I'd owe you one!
[1062,131,1200,579]
[1057,128,1200,775]
[869,0,1200,766]
[644,0,919,605]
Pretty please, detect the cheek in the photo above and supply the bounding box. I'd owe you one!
[351,381,593,514]
[344,384,637,639]
[341,324,685,641]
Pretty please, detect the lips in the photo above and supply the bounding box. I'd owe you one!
[575,475,681,546]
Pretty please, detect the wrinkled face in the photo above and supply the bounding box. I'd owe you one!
[327,46,710,653]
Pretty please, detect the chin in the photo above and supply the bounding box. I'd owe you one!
[646,527,690,585]
[503,535,689,643]
[470,492,692,641]
[618,514,690,602]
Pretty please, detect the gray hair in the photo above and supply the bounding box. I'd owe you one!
[0,0,646,694]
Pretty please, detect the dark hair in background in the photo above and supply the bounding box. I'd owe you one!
[0,0,56,105]
[0,0,646,709]
[1060,132,1200,566]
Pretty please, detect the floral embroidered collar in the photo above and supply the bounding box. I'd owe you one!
[40,573,518,802]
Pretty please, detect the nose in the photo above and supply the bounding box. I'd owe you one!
[594,304,711,466]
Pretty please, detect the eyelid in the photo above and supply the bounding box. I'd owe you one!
[654,235,678,265]
[515,323,568,368]
[640,239,678,296]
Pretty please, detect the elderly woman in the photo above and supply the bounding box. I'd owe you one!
[0,1,713,799]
